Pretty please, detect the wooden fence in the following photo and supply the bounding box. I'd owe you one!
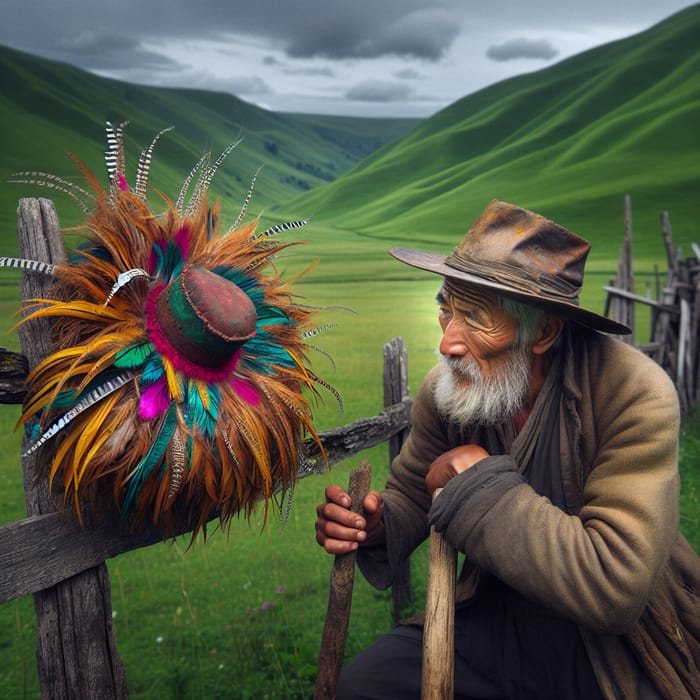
[1,195,698,697]
[604,195,700,413]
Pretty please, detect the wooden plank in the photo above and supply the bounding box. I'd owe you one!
[16,198,128,699]
[652,212,680,369]
[383,337,414,619]
[0,402,411,603]
[602,286,679,314]
[678,298,691,413]
[611,195,634,339]
[0,348,28,403]
[384,336,410,463]
[421,488,457,699]
[315,463,371,700]
[304,401,412,468]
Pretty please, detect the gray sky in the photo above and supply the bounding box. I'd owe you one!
[1,1,696,117]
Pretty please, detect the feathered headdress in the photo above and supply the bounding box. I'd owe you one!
[6,122,339,536]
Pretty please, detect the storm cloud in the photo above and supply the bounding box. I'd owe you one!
[486,38,559,62]
[0,0,693,117]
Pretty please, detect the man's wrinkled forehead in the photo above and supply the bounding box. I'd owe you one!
[439,278,502,309]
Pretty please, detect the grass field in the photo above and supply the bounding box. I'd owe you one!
[0,216,698,698]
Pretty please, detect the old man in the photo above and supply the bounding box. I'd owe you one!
[315,200,700,699]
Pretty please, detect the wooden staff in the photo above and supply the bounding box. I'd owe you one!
[315,461,372,700]
[422,488,457,699]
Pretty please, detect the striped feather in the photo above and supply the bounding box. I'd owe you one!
[229,166,262,234]
[0,256,56,275]
[254,220,307,240]
[134,126,174,199]
[8,174,93,214]
[165,426,186,507]
[23,371,134,457]
[184,139,243,219]
[104,268,152,306]
[175,152,209,215]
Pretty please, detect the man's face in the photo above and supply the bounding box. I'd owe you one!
[434,284,532,426]
[436,285,520,380]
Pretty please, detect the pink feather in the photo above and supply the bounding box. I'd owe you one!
[232,378,259,405]
[139,378,170,419]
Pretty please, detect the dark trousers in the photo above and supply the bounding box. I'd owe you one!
[336,583,606,700]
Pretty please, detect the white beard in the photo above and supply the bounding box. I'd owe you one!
[433,345,532,427]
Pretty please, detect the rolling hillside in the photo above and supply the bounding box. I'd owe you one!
[0,45,420,245]
[1,5,698,267]
[288,4,700,261]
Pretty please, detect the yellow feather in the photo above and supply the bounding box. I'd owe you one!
[162,357,183,402]
[72,391,123,485]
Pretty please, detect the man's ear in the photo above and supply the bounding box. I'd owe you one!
[531,315,564,355]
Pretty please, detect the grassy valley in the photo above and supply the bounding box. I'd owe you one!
[0,44,420,248]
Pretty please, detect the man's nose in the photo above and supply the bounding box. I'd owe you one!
[439,319,468,357]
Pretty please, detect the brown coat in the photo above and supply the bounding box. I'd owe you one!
[358,325,700,699]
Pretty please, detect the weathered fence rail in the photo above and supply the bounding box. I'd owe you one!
[1,195,698,697]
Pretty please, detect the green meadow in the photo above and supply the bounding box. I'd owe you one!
[1,3,700,698]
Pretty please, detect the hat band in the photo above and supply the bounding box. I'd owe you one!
[445,252,581,305]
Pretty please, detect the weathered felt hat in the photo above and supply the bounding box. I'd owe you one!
[390,199,631,335]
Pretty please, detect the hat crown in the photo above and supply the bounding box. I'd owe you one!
[448,201,590,303]
[156,265,257,368]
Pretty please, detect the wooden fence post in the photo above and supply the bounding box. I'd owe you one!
[612,195,635,340]
[383,337,413,619]
[16,198,128,699]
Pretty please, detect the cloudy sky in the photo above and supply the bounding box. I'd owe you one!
[1,1,696,118]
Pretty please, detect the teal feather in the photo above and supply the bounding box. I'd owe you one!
[186,383,218,439]
[114,342,156,369]
[142,354,164,384]
[214,267,258,295]
[256,305,291,324]
[150,240,184,281]
[242,332,295,371]
[162,240,185,280]
[122,404,177,512]
[46,388,79,410]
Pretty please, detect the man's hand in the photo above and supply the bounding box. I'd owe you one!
[425,444,490,495]
[315,484,385,554]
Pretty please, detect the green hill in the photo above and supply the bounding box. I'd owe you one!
[287,4,700,263]
[1,6,698,273]
[0,44,420,248]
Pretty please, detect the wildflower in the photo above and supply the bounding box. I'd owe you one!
[275,585,286,595]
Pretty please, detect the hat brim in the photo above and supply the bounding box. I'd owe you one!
[390,247,631,336]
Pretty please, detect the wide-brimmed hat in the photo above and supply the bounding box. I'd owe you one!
[390,199,630,335]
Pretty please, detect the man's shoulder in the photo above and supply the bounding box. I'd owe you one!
[571,325,676,395]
